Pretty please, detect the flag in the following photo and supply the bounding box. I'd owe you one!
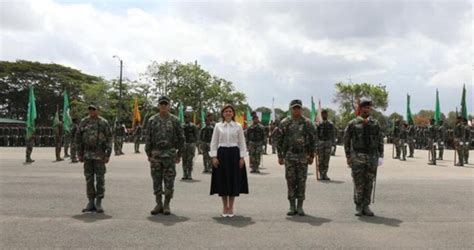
[261,112,271,125]
[201,109,206,128]
[62,90,72,132]
[271,97,275,122]
[310,96,316,122]
[132,97,141,128]
[406,93,414,125]
[355,97,361,116]
[246,107,252,127]
[434,89,441,125]
[26,85,37,140]
[235,112,245,126]
[461,84,468,120]
[315,99,322,124]
[178,103,184,124]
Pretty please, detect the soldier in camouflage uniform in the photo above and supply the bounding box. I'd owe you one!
[133,124,142,153]
[316,109,335,180]
[113,121,126,155]
[182,113,198,180]
[53,117,64,161]
[344,100,383,217]
[269,121,278,154]
[200,113,214,173]
[407,124,415,157]
[76,104,112,213]
[70,118,79,163]
[463,119,471,164]
[277,99,316,216]
[25,129,35,163]
[146,96,185,215]
[398,122,408,161]
[454,116,465,166]
[427,119,437,165]
[437,120,446,160]
[246,112,266,173]
[392,119,401,159]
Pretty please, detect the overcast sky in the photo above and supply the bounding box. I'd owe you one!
[1,0,472,116]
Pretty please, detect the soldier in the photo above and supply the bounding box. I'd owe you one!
[76,104,112,213]
[392,119,401,159]
[146,96,184,215]
[316,109,335,180]
[277,99,316,216]
[464,119,471,164]
[454,116,465,166]
[398,122,408,161]
[25,128,35,163]
[330,121,338,156]
[133,124,142,153]
[0,126,5,146]
[407,124,416,157]
[427,119,437,165]
[344,100,383,217]
[200,113,214,173]
[70,118,79,163]
[53,116,64,161]
[269,121,278,154]
[246,112,266,173]
[437,120,446,160]
[182,113,198,180]
[113,121,126,155]
[263,124,269,154]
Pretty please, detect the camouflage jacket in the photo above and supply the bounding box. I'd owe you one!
[75,116,112,160]
[145,113,184,159]
[316,120,335,147]
[183,122,198,144]
[245,123,266,145]
[200,124,214,143]
[344,116,384,158]
[277,116,316,161]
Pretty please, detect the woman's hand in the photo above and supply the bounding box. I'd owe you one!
[239,158,245,169]
[212,157,219,168]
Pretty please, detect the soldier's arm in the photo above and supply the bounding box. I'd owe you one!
[276,124,284,160]
[307,121,316,157]
[104,121,113,158]
[378,127,384,158]
[75,121,85,158]
[343,122,353,159]
[145,119,152,158]
[175,119,185,159]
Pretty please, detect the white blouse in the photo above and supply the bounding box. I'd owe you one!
[209,121,248,158]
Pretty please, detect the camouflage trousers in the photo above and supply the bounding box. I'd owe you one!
[317,144,332,175]
[70,141,77,161]
[55,136,62,159]
[150,157,176,198]
[83,160,106,199]
[248,142,263,170]
[182,143,196,178]
[428,139,437,164]
[437,140,444,159]
[25,138,34,160]
[397,139,407,160]
[464,142,469,163]
[134,136,140,153]
[351,153,378,206]
[455,140,464,164]
[408,138,415,156]
[201,142,212,172]
[63,134,71,155]
[285,156,308,201]
[393,138,401,158]
[114,136,124,154]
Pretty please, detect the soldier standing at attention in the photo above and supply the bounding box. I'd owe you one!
[146,96,184,215]
[133,124,142,153]
[25,127,35,163]
[53,115,64,161]
[344,100,383,217]
[182,113,198,180]
[200,113,214,173]
[76,104,112,213]
[392,119,401,159]
[437,120,446,160]
[454,116,465,166]
[277,99,316,216]
[407,124,415,158]
[114,121,126,155]
[316,109,335,180]
[246,112,266,173]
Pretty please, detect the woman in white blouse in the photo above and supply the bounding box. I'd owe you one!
[210,104,249,217]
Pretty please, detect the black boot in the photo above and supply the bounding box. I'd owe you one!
[150,196,163,215]
[287,199,297,216]
[163,197,171,215]
[82,198,96,213]
[355,205,363,216]
[25,158,35,163]
[296,199,305,216]
[363,205,374,216]
[95,197,104,213]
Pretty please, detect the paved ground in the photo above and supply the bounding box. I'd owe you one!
[1,144,473,249]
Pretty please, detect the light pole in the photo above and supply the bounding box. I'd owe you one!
[113,55,123,122]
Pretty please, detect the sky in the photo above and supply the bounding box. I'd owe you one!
[1,0,472,116]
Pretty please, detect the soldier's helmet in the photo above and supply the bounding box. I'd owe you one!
[359,99,372,108]
[88,103,100,110]
[289,99,302,108]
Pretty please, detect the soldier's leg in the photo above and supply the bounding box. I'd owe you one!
[94,160,106,213]
[254,147,262,172]
[285,160,297,215]
[114,140,120,155]
[150,160,164,215]
[182,144,190,179]
[295,162,308,216]
[25,140,34,162]
[401,141,407,160]
[163,158,176,215]
[395,139,401,158]
[438,144,444,160]
[134,139,140,153]
[70,143,77,162]
[321,147,331,178]
[188,143,196,179]
[351,160,366,215]
[464,146,469,164]
[272,142,276,154]
[361,159,377,216]
[82,160,96,212]
[55,139,63,161]
[456,145,464,166]
[409,141,414,157]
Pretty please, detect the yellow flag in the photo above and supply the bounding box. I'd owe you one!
[132,97,141,128]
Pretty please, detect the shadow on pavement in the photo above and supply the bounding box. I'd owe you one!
[286,215,331,226]
[358,215,403,227]
[147,214,190,226]
[179,179,201,183]
[72,213,112,223]
[212,215,255,227]
[318,180,345,184]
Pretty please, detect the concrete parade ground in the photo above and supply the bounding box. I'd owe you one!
[1,144,473,249]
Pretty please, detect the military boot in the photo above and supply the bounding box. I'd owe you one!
[55,148,64,161]
[296,199,305,216]
[95,197,104,213]
[150,196,163,215]
[25,158,35,163]
[363,205,374,216]
[163,196,171,215]
[355,204,363,216]
[286,199,297,216]
[455,162,464,167]
[82,198,96,213]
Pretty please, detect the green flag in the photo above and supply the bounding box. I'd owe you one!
[461,84,468,120]
[246,107,252,126]
[62,90,72,132]
[178,103,184,124]
[434,89,441,125]
[26,85,37,139]
[310,96,316,122]
[406,93,414,125]
[261,112,271,125]
[201,108,206,128]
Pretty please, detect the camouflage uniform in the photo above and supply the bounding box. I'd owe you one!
[25,134,35,163]
[246,122,266,173]
[133,125,142,153]
[270,123,278,154]
[316,119,335,179]
[399,125,407,161]
[464,123,471,164]
[427,122,437,165]
[200,122,214,173]
[145,108,184,215]
[114,122,125,155]
[53,121,64,161]
[437,123,446,160]
[344,114,383,216]
[63,130,72,158]
[277,103,316,216]
[407,125,415,157]
[76,114,112,213]
[454,121,465,166]
[182,121,198,180]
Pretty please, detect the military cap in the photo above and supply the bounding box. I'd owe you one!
[158,96,170,104]
[88,103,98,110]
[290,99,303,108]
[359,99,372,107]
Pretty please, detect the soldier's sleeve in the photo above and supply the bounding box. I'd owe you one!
[377,123,384,158]
[343,122,353,158]
[175,119,185,159]
[276,123,284,159]
[145,118,153,158]
[104,120,113,158]
[75,120,85,158]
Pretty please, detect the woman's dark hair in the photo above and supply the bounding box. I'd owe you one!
[220,104,236,121]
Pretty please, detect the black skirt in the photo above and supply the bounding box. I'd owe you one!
[210,147,249,196]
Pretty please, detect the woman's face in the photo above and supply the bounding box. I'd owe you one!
[223,108,234,120]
